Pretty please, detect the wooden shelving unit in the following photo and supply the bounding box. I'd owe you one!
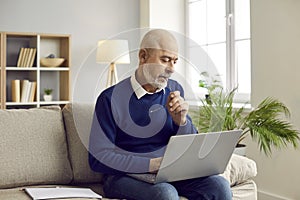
[0,32,4,109]
[0,31,71,109]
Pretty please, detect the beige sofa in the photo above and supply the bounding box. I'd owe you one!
[0,104,257,200]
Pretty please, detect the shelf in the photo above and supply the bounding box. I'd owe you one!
[39,100,70,105]
[6,67,38,71]
[0,33,3,109]
[40,67,69,71]
[6,100,69,106]
[5,34,37,67]
[6,67,69,71]
[0,32,71,109]
[6,102,38,106]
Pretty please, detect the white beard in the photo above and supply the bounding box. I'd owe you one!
[142,64,170,90]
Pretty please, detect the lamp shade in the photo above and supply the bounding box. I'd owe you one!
[96,40,130,64]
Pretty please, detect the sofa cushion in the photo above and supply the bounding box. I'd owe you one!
[62,103,103,183]
[231,180,257,200]
[220,154,257,186]
[0,106,73,189]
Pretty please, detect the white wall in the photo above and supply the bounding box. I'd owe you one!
[0,0,140,102]
[140,0,185,34]
[140,0,189,92]
[249,0,300,199]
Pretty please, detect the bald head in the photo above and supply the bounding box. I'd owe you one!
[140,29,178,53]
[136,29,178,92]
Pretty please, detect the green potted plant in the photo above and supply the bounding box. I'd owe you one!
[43,88,53,101]
[190,72,299,156]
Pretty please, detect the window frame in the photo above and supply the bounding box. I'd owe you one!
[185,0,251,103]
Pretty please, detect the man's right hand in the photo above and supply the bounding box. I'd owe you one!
[166,91,189,126]
[149,157,163,173]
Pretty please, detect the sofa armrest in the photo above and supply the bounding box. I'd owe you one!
[220,154,257,186]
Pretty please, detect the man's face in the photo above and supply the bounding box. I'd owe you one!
[141,49,178,90]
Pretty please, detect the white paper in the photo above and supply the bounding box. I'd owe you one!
[24,187,102,200]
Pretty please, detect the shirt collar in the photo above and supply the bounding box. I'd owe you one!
[130,72,165,99]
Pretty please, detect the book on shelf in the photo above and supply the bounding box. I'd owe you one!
[29,81,37,102]
[20,48,28,67]
[23,48,30,67]
[16,48,25,67]
[20,80,29,102]
[29,48,37,67]
[25,48,33,67]
[17,80,36,103]
[17,47,36,67]
[11,79,21,102]
[24,48,28,67]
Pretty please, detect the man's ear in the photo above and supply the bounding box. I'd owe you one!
[139,49,148,64]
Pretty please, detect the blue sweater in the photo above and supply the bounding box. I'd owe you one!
[89,77,197,174]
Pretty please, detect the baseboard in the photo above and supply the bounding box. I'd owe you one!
[258,190,293,200]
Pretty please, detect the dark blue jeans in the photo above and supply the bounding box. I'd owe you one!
[103,174,232,200]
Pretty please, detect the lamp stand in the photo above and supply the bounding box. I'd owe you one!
[106,63,119,88]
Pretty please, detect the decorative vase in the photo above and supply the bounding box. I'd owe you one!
[43,94,52,101]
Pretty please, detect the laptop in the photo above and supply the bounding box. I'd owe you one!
[128,130,242,184]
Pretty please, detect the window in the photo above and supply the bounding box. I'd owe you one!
[186,0,251,102]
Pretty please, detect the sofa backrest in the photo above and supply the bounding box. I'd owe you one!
[62,103,103,184]
[0,106,73,189]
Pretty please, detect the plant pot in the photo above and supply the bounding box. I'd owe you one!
[43,94,52,101]
[205,94,212,104]
[234,144,247,156]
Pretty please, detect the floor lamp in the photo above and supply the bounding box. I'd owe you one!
[96,40,130,88]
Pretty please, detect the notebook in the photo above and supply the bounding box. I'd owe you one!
[24,187,102,200]
[128,130,242,184]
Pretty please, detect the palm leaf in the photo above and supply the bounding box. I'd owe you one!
[242,97,300,156]
[191,78,300,156]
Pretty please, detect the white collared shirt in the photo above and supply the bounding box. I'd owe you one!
[130,72,165,99]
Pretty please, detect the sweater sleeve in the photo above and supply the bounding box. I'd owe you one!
[88,92,153,174]
[173,115,198,135]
